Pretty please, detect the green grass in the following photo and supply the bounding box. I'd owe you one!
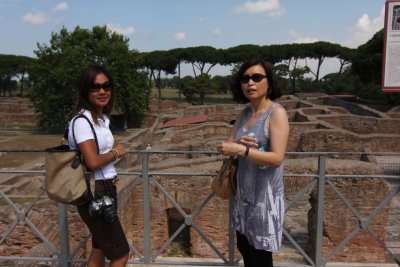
[0,124,39,131]
[151,88,235,104]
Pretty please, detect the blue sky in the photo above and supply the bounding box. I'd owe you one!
[0,0,385,76]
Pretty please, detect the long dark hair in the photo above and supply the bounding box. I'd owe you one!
[76,65,114,120]
[232,58,281,103]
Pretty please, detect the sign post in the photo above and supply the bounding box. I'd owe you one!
[382,0,400,92]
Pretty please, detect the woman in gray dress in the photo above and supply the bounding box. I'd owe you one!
[217,58,289,267]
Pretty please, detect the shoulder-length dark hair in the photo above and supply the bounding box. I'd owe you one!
[76,65,114,118]
[232,58,281,103]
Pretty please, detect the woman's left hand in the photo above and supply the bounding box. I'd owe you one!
[114,143,126,157]
[237,135,258,149]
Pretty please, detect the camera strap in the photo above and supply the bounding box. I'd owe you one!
[99,169,115,196]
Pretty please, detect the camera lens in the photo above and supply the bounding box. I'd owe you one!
[102,207,117,223]
[102,196,117,223]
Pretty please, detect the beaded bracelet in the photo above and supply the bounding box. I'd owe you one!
[110,148,119,161]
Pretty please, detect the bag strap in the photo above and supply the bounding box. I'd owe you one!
[69,114,100,202]
[72,115,110,185]
[71,114,100,154]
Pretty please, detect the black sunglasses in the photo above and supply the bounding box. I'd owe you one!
[240,73,267,84]
[90,81,113,92]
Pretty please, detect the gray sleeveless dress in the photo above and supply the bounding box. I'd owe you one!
[233,103,285,252]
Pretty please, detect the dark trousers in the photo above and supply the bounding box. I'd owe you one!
[77,179,129,260]
[236,231,273,267]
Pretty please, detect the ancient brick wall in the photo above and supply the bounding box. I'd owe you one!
[317,115,400,135]
[306,160,388,262]
[0,97,37,125]
[0,94,399,264]
[0,195,89,259]
[297,130,400,152]
[288,122,322,152]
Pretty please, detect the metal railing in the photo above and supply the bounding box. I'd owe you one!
[0,150,399,267]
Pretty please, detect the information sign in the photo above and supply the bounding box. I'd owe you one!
[382,0,400,92]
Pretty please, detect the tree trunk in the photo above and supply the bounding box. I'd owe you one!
[191,63,197,78]
[156,71,162,99]
[290,58,298,94]
[178,63,181,99]
[315,56,325,83]
[291,78,296,94]
[20,72,25,97]
[149,69,155,88]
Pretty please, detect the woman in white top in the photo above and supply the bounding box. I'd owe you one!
[68,65,129,267]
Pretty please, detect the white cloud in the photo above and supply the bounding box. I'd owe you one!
[356,14,372,32]
[52,2,68,12]
[173,32,187,42]
[212,27,221,36]
[232,0,285,17]
[21,10,51,25]
[345,6,384,48]
[106,23,136,36]
[289,30,319,44]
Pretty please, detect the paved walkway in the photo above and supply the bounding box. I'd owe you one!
[126,256,399,267]
[129,263,398,267]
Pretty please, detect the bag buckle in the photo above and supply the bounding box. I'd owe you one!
[112,177,119,186]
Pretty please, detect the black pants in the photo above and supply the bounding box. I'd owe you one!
[237,231,273,267]
[77,179,129,260]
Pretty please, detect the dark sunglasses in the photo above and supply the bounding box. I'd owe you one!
[90,81,113,92]
[240,73,267,84]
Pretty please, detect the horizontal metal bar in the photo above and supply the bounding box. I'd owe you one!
[1,148,399,157]
[0,170,44,174]
[0,150,399,267]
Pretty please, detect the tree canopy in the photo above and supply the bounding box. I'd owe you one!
[4,26,397,117]
[0,54,34,97]
[28,25,150,131]
[351,29,384,84]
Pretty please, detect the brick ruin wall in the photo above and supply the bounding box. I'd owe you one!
[117,156,392,263]
[0,97,37,126]
[304,159,389,262]
[135,96,399,263]
[0,94,399,264]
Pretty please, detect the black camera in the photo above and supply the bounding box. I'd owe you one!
[88,195,117,223]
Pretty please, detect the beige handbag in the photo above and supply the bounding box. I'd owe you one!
[45,144,91,205]
[45,115,96,206]
[211,157,238,199]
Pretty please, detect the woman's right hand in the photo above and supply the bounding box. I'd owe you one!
[217,134,259,157]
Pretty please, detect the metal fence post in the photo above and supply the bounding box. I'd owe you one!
[228,198,235,265]
[58,203,71,267]
[315,154,326,267]
[141,151,152,263]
